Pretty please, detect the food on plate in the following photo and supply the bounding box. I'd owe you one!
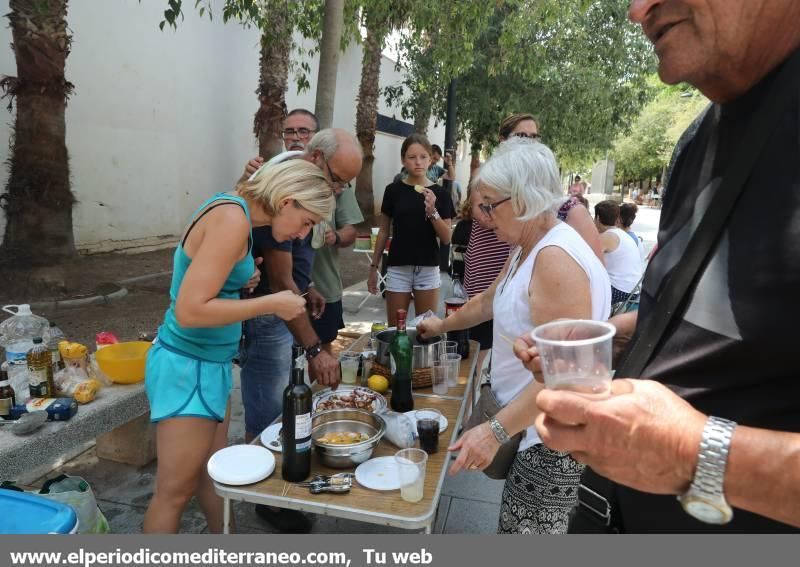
[367,374,389,394]
[414,185,426,194]
[315,388,381,412]
[317,431,370,445]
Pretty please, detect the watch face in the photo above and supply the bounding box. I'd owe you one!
[683,498,732,525]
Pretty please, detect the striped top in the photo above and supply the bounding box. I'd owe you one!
[463,222,511,298]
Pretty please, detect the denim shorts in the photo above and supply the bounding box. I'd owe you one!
[385,265,441,293]
[145,341,232,423]
[239,314,293,436]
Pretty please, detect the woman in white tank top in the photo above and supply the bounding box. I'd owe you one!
[594,200,644,303]
[418,138,611,534]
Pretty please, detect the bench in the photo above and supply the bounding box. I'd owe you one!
[0,382,153,484]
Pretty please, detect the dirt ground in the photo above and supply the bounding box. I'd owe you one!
[1,246,371,349]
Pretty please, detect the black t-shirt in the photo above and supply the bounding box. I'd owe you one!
[251,227,313,296]
[613,50,800,533]
[381,181,455,267]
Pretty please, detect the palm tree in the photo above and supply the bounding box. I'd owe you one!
[0,0,76,266]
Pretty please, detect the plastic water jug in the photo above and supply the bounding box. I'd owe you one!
[0,305,49,363]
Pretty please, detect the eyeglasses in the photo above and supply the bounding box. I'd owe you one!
[513,132,541,140]
[478,197,511,217]
[325,161,350,189]
[282,128,316,139]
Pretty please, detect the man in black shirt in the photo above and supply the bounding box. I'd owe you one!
[519,0,800,531]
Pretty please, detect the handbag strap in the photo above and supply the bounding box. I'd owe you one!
[617,58,798,378]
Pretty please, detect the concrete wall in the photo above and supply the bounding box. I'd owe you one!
[0,2,468,253]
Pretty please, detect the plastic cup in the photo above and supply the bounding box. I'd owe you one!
[340,352,360,385]
[415,408,442,454]
[432,361,448,395]
[531,319,616,398]
[395,448,428,503]
[443,353,461,387]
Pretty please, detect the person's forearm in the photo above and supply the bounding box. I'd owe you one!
[610,311,638,338]
[441,292,492,332]
[371,229,389,267]
[719,426,800,528]
[336,225,357,248]
[285,313,322,348]
[176,294,280,328]
[495,379,544,437]
[432,217,452,244]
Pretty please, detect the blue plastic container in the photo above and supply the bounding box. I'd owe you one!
[0,490,78,534]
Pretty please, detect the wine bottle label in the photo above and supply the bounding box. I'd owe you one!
[0,397,12,416]
[295,413,311,439]
[390,354,397,375]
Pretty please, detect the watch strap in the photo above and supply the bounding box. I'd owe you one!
[690,416,737,499]
[304,342,323,361]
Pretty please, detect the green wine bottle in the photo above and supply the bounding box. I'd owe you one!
[389,309,414,412]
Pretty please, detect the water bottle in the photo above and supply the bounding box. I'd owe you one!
[0,305,49,363]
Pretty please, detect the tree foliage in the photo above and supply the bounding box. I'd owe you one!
[386,0,655,168]
[611,79,708,182]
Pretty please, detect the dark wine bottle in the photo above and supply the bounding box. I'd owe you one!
[389,309,414,412]
[281,344,312,481]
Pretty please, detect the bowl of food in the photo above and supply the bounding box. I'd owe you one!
[311,409,386,468]
[94,341,152,384]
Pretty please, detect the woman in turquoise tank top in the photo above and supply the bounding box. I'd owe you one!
[143,160,334,534]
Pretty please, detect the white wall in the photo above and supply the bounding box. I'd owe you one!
[0,3,468,253]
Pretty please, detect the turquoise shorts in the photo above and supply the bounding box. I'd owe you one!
[145,341,233,423]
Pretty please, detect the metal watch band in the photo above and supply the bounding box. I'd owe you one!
[489,416,511,444]
[691,416,737,499]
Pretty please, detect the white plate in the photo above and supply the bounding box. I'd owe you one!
[404,410,448,434]
[260,423,282,452]
[207,445,275,486]
[355,456,401,491]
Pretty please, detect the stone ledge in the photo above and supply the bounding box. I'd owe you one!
[0,382,149,483]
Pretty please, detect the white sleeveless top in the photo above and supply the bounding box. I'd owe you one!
[604,227,642,293]
[491,222,611,452]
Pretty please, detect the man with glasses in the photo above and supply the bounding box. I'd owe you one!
[239,114,362,532]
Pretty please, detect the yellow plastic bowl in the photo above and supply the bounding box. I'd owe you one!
[95,341,152,384]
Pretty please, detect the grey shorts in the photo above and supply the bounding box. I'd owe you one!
[385,265,441,293]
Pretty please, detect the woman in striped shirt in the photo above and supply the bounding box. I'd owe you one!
[463,191,511,371]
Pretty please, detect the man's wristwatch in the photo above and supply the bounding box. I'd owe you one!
[488,416,511,444]
[678,416,737,524]
[304,342,323,361]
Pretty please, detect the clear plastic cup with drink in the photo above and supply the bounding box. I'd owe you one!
[432,360,448,395]
[531,319,616,398]
[395,448,428,503]
[339,352,360,385]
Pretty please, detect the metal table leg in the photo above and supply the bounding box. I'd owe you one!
[223,497,231,534]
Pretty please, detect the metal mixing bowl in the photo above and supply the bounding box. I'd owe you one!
[311,409,386,469]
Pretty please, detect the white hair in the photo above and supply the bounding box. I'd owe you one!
[473,137,563,221]
[306,128,362,160]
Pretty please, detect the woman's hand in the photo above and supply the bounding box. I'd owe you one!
[423,189,437,217]
[417,316,445,339]
[367,268,379,295]
[269,290,307,321]
[448,422,500,475]
[512,333,543,380]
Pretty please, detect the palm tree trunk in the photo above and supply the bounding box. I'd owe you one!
[254,7,290,161]
[314,0,344,129]
[354,23,384,227]
[1,0,75,266]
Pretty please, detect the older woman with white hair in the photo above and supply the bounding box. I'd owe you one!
[418,138,611,534]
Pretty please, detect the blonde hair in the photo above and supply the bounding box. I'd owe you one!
[238,159,335,220]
